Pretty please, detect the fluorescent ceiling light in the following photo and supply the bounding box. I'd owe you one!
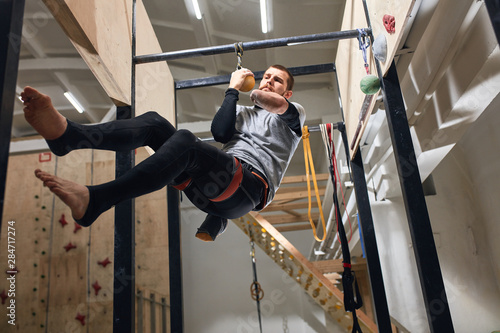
[192,0,202,20]
[260,0,268,33]
[260,0,273,34]
[64,92,85,113]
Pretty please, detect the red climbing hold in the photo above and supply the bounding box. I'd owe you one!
[73,222,82,233]
[0,290,8,304]
[383,14,396,34]
[98,257,112,268]
[92,280,102,296]
[75,312,86,326]
[64,242,77,252]
[59,214,68,227]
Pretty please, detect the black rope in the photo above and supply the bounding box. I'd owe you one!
[332,124,363,332]
[249,231,264,333]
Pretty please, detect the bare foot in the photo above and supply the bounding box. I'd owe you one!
[21,86,67,140]
[34,169,89,221]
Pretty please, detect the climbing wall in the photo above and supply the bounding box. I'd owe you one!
[0,148,169,332]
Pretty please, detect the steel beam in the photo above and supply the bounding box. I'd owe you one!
[175,63,335,90]
[167,186,183,333]
[135,30,367,64]
[485,0,500,44]
[0,0,25,229]
[113,1,136,332]
[113,106,136,333]
[382,61,454,333]
[351,149,392,332]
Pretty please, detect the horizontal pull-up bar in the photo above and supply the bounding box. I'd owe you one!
[199,123,341,143]
[175,63,336,90]
[135,29,369,64]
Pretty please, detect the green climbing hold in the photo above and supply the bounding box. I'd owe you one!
[360,75,381,95]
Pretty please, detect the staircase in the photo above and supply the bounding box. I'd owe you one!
[232,211,377,333]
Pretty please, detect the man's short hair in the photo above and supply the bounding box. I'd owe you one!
[269,64,294,91]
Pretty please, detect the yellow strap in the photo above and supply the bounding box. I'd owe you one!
[302,126,327,242]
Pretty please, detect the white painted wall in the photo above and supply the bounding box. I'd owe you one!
[369,99,500,333]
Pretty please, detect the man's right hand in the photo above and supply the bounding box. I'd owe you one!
[228,68,254,91]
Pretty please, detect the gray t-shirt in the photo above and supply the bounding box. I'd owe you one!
[222,103,306,206]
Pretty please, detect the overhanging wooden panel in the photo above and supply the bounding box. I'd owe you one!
[42,0,175,123]
[336,0,415,157]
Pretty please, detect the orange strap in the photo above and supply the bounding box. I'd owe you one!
[251,171,268,209]
[303,126,327,242]
[172,178,192,191]
[210,158,243,202]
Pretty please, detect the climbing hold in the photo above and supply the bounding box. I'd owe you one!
[373,34,387,63]
[240,76,255,92]
[64,242,77,252]
[360,75,381,95]
[92,281,102,296]
[75,312,86,326]
[59,214,68,227]
[73,222,82,234]
[0,289,8,304]
[98,257,112,268]
[383,14,396,34]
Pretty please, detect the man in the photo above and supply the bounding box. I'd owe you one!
[22,65,305,241]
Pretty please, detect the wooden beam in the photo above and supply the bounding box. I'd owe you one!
[42,0,175,123]
[265,213,320,225]
[275,224,312,232]
[280,173,330,184]
[311,258,367,274]
[273,188,326,201]
[262,201,312,212]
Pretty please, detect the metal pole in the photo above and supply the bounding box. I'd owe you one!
[135,29,367,64]
[350,149,393,332]
[167,186,183,333]
[0,0,25,229]
[485,0,500,44]
[175,63,335,90]
[113,0,136,331]
[382,61,454,333]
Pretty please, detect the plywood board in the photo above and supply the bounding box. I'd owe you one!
[336,0,415,157]
[87,150,115,332]
[0,153,55,332]
[42,0,175,123]
[135,148,170,297]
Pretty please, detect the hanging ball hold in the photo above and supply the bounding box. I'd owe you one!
[240,76,255,92]
[360,75,381,95]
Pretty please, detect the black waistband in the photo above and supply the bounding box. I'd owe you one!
[238,159,268,185]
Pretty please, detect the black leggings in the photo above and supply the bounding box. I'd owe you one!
[47,111,266,225]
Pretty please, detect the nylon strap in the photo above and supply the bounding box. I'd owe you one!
[302,126,327,242]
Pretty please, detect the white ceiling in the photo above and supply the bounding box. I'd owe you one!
[14,0,346,141]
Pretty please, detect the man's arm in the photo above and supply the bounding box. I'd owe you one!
[250,90,289,115]
[211,89,239,143]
